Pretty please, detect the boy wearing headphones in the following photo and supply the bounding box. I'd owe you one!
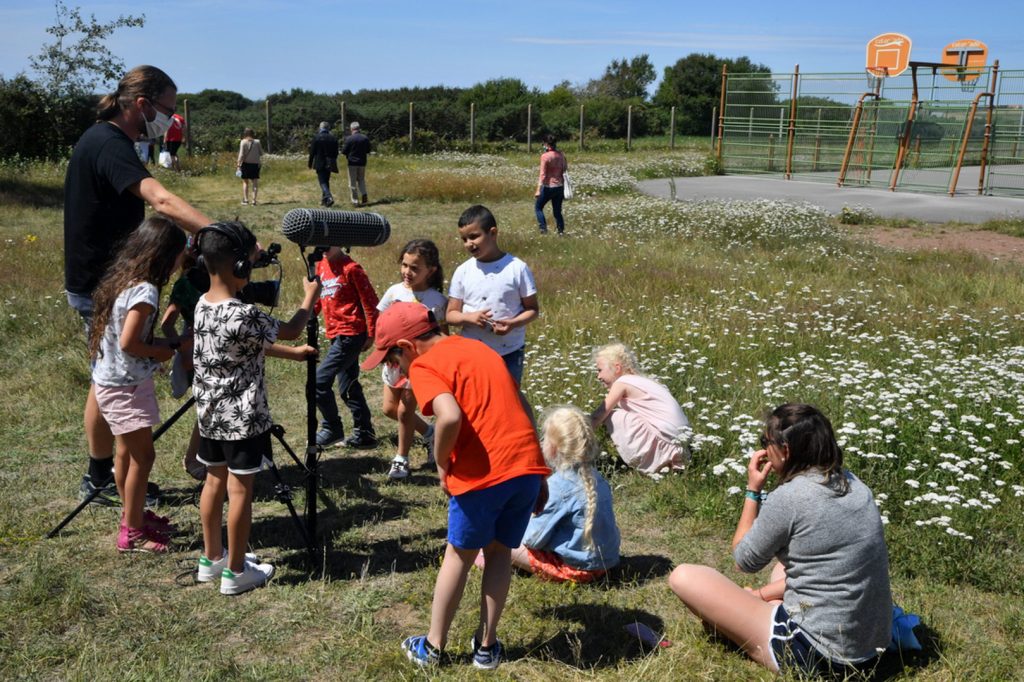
[192,221,320,595]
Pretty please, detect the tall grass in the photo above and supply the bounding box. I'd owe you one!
[1,146,1022,680]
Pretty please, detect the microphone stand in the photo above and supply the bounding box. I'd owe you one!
[302,247,328,550]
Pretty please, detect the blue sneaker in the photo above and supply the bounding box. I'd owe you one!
[402,635,440,667]
[472,636,503,670]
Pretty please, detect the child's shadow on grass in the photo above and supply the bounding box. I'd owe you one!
[492,604,666,669]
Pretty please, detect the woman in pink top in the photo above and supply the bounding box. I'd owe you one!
[534,134,568,235]
[591,342,691,476]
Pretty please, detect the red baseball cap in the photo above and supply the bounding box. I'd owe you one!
[360,301,439,371]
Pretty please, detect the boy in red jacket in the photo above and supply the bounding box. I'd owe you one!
[314,246,379,449]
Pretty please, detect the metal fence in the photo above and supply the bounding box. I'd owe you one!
[718,65,1024,198]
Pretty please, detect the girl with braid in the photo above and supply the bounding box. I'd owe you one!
[511,406,620,582]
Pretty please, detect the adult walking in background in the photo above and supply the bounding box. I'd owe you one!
[669,404,893,676]
[534,134,568,235]
[308,121,339,207]
[341,121,371,205]
[63,64,212,506]
[237,127,263,205]
[164,111,186,170]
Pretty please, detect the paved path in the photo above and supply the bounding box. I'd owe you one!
[637,174,1024,223]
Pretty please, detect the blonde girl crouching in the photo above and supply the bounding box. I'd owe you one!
[510,406,620,582]
[591,342,690,476]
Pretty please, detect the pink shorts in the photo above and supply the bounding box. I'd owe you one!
[526,548,606,584]
[94,378,160,435]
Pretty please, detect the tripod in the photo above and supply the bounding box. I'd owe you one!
[46,394,316,554]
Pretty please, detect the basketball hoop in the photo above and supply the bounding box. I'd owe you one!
[865,66,888,93]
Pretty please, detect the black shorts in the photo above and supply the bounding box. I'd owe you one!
[166,140,182,155]
[769,604,877,677]
[240,162,261,179]
[198,430,271,475]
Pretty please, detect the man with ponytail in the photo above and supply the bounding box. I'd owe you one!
[64,65,213,506]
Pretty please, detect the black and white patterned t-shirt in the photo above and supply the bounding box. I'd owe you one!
[192,295,280,440]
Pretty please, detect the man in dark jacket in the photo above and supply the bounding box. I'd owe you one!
[308,121,340,207]
[341,121,371,205]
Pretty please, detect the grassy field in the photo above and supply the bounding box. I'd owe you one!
[1,139,1023,681]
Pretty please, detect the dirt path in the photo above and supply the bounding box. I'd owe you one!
[855,226,1024,263]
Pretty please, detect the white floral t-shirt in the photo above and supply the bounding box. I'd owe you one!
[192,295,280,440]
[92,281,160,387]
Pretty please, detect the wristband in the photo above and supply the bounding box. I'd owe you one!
[744,489,762,503]
[168,341,181,351]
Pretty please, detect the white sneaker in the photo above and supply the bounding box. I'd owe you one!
[388,456,410,480]
[423,424,435,465]
[220,561,275,595]
[197,551,260,582]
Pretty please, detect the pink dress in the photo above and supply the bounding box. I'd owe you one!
[606,375,690,475]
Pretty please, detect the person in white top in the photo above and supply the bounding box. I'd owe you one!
[89,215,187,553]
[590,342,691,476]
[376,239,447,480]
[446,205,539,385]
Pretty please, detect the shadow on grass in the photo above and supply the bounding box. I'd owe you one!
[0,177,63,209]
[606,554,674,586]
[480,603,668,669]
[871,621,944,680]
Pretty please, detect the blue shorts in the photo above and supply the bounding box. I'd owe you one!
[769,604,877,676]
[448,474,542,550]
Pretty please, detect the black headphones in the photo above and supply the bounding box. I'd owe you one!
[196,222,254,279]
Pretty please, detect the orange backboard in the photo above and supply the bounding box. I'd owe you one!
[866,33,912,77]
[941,39,988,82]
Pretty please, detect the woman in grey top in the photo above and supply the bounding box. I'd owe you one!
[669,404,892,675]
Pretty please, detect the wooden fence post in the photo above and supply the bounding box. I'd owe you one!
[579,104,584,151]
[265,99,272,153]
[470,102,475,149]
[409,102,414,151]
[340,101,345,130]
[627,105,633,151]
[670,105,676,149]
[527,104,532,153]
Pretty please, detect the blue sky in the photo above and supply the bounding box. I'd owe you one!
[1,0,1022,99]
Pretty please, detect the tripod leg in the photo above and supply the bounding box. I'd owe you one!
[263,458,314,554]
[46,486,106,538]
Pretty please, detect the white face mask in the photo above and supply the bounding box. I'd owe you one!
[144,103,172,139]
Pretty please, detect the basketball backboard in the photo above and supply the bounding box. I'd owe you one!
[866,33,912,77]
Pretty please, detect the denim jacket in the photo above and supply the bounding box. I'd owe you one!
[521,468,620,570]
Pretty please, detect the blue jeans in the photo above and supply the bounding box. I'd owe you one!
[534,185,565,233]
[316,169,333,204]
[315,333,374,435]
[502,347,525,385]
[66,290,94,339]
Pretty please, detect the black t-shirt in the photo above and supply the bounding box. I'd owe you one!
[63,122,151,295]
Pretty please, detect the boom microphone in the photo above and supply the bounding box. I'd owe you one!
[281,208,391,248]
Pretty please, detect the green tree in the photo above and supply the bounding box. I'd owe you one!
[654,53,772,135]
[25,0,145,157]
[587,54,656,100]
[30,0,145,99]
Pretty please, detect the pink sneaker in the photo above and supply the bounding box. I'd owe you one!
[117,525,169,554]
[143,509,176,534]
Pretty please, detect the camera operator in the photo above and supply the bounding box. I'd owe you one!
[64,65,213,506]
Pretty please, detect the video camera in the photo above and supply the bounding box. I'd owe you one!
[186,242,283,308]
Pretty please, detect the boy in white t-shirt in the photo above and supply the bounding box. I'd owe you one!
[446,205,539,385]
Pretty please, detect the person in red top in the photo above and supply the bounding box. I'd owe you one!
[361,302,550,670]
[534,134,568,235]
[314,246,380,449]
[164,112,186,171]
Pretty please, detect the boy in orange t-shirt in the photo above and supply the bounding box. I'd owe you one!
[361,302,549,670]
